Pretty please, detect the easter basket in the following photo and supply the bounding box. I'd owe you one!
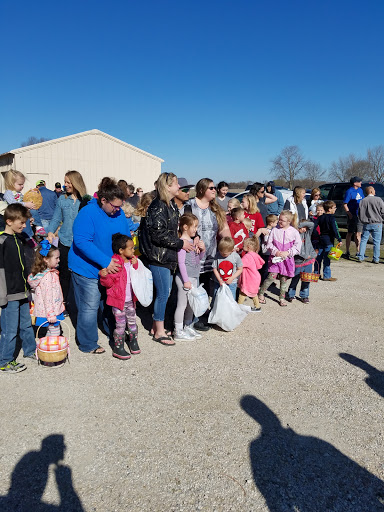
[328,243,343,261]
[300,261,320,283]
[35,321,70,366]
[23,188,43,209]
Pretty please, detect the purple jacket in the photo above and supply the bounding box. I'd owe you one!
[266,226,302,277]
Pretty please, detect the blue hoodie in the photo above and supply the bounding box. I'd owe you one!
[68,198,138,279]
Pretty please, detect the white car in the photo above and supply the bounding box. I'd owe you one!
[230,187,293,204]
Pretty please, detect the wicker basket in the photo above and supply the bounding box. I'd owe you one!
[23,188,43,209]
[36,321,70,366]
[300,261,320,283]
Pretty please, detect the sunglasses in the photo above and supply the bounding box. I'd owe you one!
[180,187,191,193]
[208,186,217,190]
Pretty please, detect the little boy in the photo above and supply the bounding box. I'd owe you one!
[315,200,342,282]
[229,207,249,252]
[0,204,36,373]
[243,217,253,237]
[261,214,279,254]
[212,237,243,301]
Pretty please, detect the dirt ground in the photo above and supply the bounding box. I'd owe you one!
[0,257,383,511]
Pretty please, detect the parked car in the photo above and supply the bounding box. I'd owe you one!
[230,186,293,205]
[318,181,384,229]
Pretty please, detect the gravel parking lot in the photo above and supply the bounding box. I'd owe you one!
[0,258,383,511]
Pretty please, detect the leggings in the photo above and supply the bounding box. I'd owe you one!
[47,324,61,336]
[112,301,137,336]
[174,275,197,327]
[238,291,260,308]
[259,272,289,300]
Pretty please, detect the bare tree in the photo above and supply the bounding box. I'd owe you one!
[366,145,384,182]
[303,161,325,188]
[21,136,50,147]
[329,154,369,182]
[270,145,305,189]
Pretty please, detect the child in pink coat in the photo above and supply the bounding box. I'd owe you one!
[237,237,264,311]
[99,233,139,360]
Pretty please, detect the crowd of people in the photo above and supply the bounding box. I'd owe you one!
[0,170,383,373]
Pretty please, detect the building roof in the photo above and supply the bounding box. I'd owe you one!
[0,129,164,162]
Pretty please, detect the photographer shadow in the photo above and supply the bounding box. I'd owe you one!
[339,352,384,398]
[240,395,384,511]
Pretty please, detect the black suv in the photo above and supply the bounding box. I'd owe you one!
[318,181,384,228]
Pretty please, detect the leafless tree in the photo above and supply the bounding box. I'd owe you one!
[20,136,50,147]
[366,145,384,182]
[270,145,305,189]
[328,154,369,182]
[303,161,325,188]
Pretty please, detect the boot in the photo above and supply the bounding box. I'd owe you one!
[113,331,131,360]
[127,330,141,354]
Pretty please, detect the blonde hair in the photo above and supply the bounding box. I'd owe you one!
[242,194,259,214]
[65,170,87,198]
[134,192,155,217]
[244,236,260,253]
[293,187,306,204]
[365,186,375,195]
[195,178,227,231]
[310,187,321,201]
[280,210,297,229]
[218,236,234,253]
[227,198,241,210]
[266,214,278,226]
[243,217,252,231]
[157,172,177,206]
[4,169,25,191]
[122,201,134,218]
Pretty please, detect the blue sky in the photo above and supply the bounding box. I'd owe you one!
[2,0,384,183]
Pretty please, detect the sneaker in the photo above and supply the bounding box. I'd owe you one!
[299,297,310,304]
[35,226,47,237]
[251,307,261,312]
[193,321,210,332]
[0,360,27,373]
[322,277,337,282]
[173,329,196,341]
[127,331,141,354]
[372,260,379,264]
[23,353,37,361]
[344,252,350,260]
[184,325,203,339]
[286,297,295,303]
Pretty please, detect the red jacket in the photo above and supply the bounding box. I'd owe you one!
[99,254,138,311]
[229,221,249,251]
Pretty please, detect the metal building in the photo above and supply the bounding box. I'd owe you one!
[0,129,163,194]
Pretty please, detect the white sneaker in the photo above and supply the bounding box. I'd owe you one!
[173,329,196,341]
[185,325,202,339]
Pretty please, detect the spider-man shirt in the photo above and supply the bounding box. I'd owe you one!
[212,251,243,284]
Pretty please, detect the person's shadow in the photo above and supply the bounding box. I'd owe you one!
[240,395,384,511]
[339,352,384,398]
[0,434,84,511]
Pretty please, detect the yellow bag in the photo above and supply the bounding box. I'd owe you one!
[132,233,141,257]
[328,243,343,261]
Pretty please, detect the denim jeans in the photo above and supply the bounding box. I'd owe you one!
[316,244,333,279]
[0,299,36,366]
[212,281,237,305]
[359,223,382,262]
[149,265,173,322]
[288,262,312,299]
[40,219,51,233]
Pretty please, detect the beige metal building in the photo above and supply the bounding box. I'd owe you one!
[0,129,163,194]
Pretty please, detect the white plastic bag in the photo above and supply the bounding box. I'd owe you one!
[187,284,210,317]
[130,259,153,307]
[208,284,248,331]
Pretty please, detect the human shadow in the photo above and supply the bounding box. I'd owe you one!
[240,395,384,511]
[0,434,84,511]
[340,352,384,398]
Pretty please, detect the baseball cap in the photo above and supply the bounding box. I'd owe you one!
[350,176,362,185]
[178,177,194,189]
[55,182,61,188]
[36,180,45,186]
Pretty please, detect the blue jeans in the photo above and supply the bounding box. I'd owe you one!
[0,299,36,366]
[40,219,51,233]
[288,263,312,299]
[359,223,382,262]
[316,244,332,279]
[150,265,173,322]
[212,281,237,304]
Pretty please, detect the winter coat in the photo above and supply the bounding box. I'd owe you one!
[284,196,309,220]
[28,269,64,318]
[267,226,302,277]
[0,232,30,306]
[99,254,138,311]
[238,251,264,297]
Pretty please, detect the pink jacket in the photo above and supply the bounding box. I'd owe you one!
[28,269,64,318]
[267,226,302,277]
[238,251,264,297]
[99,254,138,311]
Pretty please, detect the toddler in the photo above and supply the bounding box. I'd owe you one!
[99,234,140,359]
[212,237,243,301]
[243,217,253,236]
[237,237,264,311]
[174,213,205,341]
[311,203,324,252]
[314,200,342,282]
[258,210,302,306]
[229,207,249,251]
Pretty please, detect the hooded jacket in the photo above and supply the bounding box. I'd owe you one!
[28,269,64,318]
[0,232,30,306]
[99,254,138,311]
[294,221,317,267]
[284,195,309,220]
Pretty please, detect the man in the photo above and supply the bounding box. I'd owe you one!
[126,183,140,208]
[343,177,364,258]
[358,186,384,264]
[174,177,194,214]
[54,182,63,198]
[36,180,58,233]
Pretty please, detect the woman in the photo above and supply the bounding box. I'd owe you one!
[284,186,308,221]
[68,177,137,354]
[139,173,194,345]
[266,181,284,215]
[47,171,87,310]
[187,178,230,330]
[216,181,230,211]
[249,182,277,224]
[308,188,323,217]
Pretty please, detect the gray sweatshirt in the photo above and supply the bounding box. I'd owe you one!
[358,195,384,224]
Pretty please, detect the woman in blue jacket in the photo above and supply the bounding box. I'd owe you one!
[68,177,138,354]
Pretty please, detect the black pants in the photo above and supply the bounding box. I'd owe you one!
[58,242,71,307]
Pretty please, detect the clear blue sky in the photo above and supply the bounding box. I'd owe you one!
[2,0,384,183]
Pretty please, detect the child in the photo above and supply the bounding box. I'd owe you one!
[261,214,279,254]
[258,210,302,307]
[314,200,342,282]
[0,204,36,373]
[174,213,205,341]
[287,219,317,304]
[28,241,65,336]
[311,203,324,252]
[243,217,253,237]
[237,237,264,311]
[99,234,140,359]
[229,207,249,251]
[241,194,266,237]
[212,237,243,301]
[226,197,241,223]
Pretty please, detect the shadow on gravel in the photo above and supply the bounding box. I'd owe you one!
[0,434,84,511]
[240,395,384,511]
[339,353,384,398]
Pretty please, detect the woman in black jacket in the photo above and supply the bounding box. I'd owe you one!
[139,173,194,345]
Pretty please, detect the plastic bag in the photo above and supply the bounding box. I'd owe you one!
[130,259,153,307]
[187,284,210,317]
[208,284,248,331]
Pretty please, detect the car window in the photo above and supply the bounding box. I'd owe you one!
[333,184,350,201]
[373,183,384,199]
[319,184,333,200]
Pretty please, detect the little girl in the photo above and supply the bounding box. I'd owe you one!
[226,197,241,223]
[241,194,266,237]
[174,213,205,341]
[258,210,302,307]
[28,241,65,336]
[237,237,264,311]
[99,234,139,360]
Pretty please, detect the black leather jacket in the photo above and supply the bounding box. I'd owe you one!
[138,197,183,271]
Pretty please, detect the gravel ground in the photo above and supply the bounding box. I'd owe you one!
[0,258,383,511]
